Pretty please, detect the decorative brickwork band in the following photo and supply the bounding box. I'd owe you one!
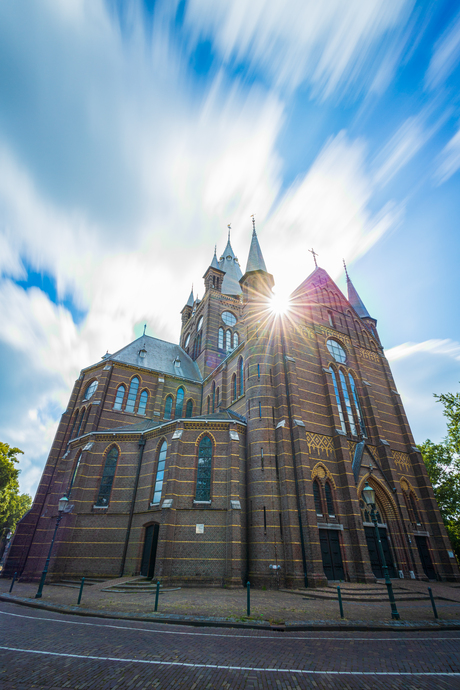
[392,450,411,473]
[305,433,334,458]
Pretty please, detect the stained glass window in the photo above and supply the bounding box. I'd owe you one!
[175,387,184,417]
[84,380,98,400]
[152,441,167,504]
[186,399,193,418]
[164,395,173,419]
[138,390,148,416]
[330,368,346,433]
[339,370,357,435]
[233,332,239,348]
[222,311,236,326]
[218,328,224,349]
[239,357,244,396]
[96,446,119,506]
[349,373,366,437]
[313,481,322,515]
[125,377,139,413]
[327,339,347,363]
[226,329,231,350]
[113,385,125,410]
[195,436,212,501]
[325,482,335,516]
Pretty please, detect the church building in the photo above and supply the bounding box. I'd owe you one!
[4,224,459,587]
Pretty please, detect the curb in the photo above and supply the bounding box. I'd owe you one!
[2,594,460,632]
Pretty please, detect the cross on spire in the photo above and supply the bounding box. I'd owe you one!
[143,324,147,336]
[343,258,349,280]
[251,214,256,233]
[308,248,319,268]
[227,223,231,240]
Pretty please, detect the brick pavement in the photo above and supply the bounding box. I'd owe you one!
[1,600,460,689]
[1,577,460,628]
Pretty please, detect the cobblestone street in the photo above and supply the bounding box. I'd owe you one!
[2,599,460,689]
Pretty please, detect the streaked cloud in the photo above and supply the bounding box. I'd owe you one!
[386,339,460,362]
[425,11,460,89]
[434,126,460,185]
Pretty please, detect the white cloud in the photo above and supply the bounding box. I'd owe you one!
[434,127,460,185]
[425,11,460,90]
[386,339,460,362]
[373,116,430,187]
[184,0,415,97]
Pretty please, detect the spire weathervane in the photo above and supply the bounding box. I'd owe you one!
[251,214,256,233]
[143,324,147,336]
[308,248,319,268]
[227,223,231,241]
[343,259,349,280]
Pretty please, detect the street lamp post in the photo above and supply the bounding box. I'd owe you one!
[35,496,69,599]
[362,482,400,620]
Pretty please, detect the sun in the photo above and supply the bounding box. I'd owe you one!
[269,292,291,316]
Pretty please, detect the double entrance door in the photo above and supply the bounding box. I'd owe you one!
[365,526,396,578]
[140,524,159,579]
[320,529,345,580]
[415,535,436,579]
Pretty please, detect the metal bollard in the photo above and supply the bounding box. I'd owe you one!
[77,577,85,605]
[9,572,17,593]
[154,581,160,612]
[428,587,438,619]
[337,586,344,619]
[247,581,250,617]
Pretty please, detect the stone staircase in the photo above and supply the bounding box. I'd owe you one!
[101,577,180,594]
[51,577,107,589]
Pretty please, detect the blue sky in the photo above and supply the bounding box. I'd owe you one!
[1,0,460,497]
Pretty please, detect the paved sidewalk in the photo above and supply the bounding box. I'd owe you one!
[2,577,460,630]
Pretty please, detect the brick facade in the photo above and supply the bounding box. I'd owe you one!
[4,230,459,587]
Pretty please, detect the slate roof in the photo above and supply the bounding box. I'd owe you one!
[245,227,267,273]
[218,236,243,296]
[346,275,372,319]
[101,335,202,382]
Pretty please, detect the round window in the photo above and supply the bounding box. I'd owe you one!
[326,339,347,363]
[197,316,203,331]
[222,311,237,326]
[185,334,190,348]
[84,380,98,400]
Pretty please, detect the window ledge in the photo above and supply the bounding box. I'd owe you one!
[93,505,108,510]
[150,502,160,508]
[193,500,211,505]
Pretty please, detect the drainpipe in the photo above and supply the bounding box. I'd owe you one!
[120,436,146,577]
[280,321,309,588]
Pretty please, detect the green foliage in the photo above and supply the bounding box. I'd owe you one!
[0,442,32,538]
[419,387,460,562]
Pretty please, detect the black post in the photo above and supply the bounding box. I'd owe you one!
[247,581,250,616]
[9,572,17,593]
[371,507,400,620]
[35,513,63,599]
[77,577,85,605]
[337,586,344,619]
[154,581,160,612]
[428,587,438,619]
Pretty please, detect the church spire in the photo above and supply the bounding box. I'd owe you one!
[245,216,267,273]
[186,286,194,308]
[210,245,220,270]
[344,261,371,319]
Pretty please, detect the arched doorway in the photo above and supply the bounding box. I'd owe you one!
[359,484,397,579]
[140,524,159,579]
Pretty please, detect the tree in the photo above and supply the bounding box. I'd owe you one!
[419,387,460,562]
[0,443,32,558]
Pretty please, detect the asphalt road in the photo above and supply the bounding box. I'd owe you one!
[1,600,460,689]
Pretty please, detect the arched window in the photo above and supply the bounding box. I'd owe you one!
[197,316,203,331]
[313,480,323,515]
[68,451,82,498]
[207,396,210,414]
[218,328,224,349]
[125,377,139,413]
[410,493,421,525]
[232,373,237,401]
[216,387,220,407]
[96,446,119,506]
[185,399,193,418]
[330,368,346,433]
[226,329,231,351]
[325,482,335,516]
[339,370,357,435]
[239,357,244,396]
[233,332,239,348]
[69,410,79,439]
[76,407,86,437]
[212,381,216,413]
[348,373,366,437]
[164,395,173,420]
[113,385,125,410]
[138,390,148,416]
[81,405,91,434]
[152,441,167,504]
[175,387,184,418]
[195,436,213,502]
[84,380,98,400]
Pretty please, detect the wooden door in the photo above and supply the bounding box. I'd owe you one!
[140,524,159,579]
[415,536,436,579]
[365,526,396,578]
[320,529,345,580]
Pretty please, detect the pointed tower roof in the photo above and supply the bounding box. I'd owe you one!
[344,263,371,319]
[210,246,220,270]
[218,230,243,296]
[245,225,267,273]
[186,286,194,308]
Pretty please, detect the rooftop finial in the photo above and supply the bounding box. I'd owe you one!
[227,223,231,241]
[251,214,256,235]
[308,248,319,269]
[143,323,147,336]
[343,259,349,280]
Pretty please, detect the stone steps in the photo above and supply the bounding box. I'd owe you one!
[51,577,106,589]
[101,577,181,594]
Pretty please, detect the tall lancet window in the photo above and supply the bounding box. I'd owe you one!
[113,385,125,410]
[175,387,184,418]
[330,368,346,433]
[96,446,119,507]
[125,377,139,413]
[218,328,224,349]
[152,441,167,504]
[339,370,357,435]
[348,373,366,437]
[195,436,213,502]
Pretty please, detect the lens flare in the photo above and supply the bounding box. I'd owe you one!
[270,293,291,316]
